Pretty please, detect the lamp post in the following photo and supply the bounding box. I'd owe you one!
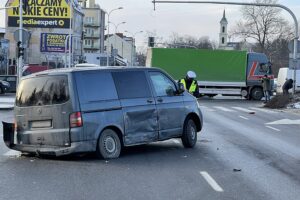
[109,21,126,51]
[109,21,126,65]
[105,7,123,66]
[18,0,23,86]
[124,30,143,66]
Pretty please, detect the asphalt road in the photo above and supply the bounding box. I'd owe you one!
[0,97,299,200]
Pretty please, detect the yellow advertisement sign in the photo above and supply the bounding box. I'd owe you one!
[8,0,71,28]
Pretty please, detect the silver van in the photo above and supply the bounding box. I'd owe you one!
[3,67,203,159]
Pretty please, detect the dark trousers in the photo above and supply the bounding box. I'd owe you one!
[283,89,289,95]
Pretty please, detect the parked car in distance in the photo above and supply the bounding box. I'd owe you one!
[3,67,203,159]
[0,75,17,93]
[0,79,10,94]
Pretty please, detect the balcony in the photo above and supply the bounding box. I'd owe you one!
[85,32,100,38]
[84,21,100,27]
[84,43,100,50]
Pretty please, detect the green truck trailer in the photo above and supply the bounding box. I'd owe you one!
[146,48,274,100]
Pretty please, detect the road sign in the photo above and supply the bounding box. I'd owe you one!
[13,29,30,45]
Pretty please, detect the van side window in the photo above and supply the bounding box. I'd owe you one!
[149,72,176,97]
[75,72,118,102]
[112,71,151,99]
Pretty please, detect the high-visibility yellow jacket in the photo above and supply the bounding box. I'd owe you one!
[180,79,197,93]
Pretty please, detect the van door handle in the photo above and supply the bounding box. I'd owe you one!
[147,99,153,103]
[157,98,163,103]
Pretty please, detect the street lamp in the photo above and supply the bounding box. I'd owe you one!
[124,30,143,66]
[109,21,126,52]
[109,21,126,65]
[105,7,124,66]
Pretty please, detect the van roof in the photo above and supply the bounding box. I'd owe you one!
[22,66,155,78]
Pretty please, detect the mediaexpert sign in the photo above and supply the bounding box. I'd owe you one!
[7,0,71,28]
[40,33,69,53]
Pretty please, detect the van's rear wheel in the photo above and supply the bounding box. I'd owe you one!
[181,119,197,148]
[97,129,121,159]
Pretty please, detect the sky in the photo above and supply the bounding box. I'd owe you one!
[0,0,299,51]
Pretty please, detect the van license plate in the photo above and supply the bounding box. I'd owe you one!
[30,120,52,128]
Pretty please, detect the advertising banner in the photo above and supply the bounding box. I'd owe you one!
[40,33,69,53]
[7,0,71,28]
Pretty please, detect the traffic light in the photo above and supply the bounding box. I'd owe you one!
[148,37,155,47]
[17,41,24,58]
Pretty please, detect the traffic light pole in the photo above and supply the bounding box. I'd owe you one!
[153,0,299,95]
[17,0,23,86]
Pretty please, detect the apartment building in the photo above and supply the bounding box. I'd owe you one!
[80,0,105,54]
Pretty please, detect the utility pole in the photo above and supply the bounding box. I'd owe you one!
[152,0,299,95]
[69,0,73,68]
[18,0,23,85]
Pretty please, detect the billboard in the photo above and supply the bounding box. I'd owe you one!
[40,33,69,53]
[7,0,71,28]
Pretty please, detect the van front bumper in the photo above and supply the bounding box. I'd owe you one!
[2,121,95,156]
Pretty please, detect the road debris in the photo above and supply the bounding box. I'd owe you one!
[233,168,242,172]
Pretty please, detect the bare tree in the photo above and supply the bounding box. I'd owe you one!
[165,33,215,49]
[232,0,293,54]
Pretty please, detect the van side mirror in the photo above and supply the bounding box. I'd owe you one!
[177,82,185,94]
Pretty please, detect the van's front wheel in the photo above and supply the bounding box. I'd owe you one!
[97,129,121,159]
[181,119,197,148]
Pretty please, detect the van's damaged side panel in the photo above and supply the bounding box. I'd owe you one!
[121,98,158,146]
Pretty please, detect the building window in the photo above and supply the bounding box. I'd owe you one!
[222,37,225,44]
[222,26,225,33]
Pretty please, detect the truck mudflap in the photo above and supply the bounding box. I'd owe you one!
[2,121,15,148]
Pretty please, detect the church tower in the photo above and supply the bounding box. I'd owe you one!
[219,10,228,49]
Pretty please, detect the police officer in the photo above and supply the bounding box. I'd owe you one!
[179,71,199,97]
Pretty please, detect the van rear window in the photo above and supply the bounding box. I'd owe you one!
[16,76,69,107]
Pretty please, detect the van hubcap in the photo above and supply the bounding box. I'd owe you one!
[104,136,116,153]
[190,126,196,140]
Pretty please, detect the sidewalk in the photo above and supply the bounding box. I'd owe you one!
[0,94,15,110]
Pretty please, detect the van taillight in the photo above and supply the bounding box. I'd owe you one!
[70,112,83,128]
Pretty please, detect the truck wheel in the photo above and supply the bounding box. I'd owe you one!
[181,119,197,148]
[96,129,121,159]
[251,87,263,100]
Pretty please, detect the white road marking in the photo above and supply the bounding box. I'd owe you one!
[4,150,21,157]
[232,107,255,113]
[239,116,249,120]
[214,106,235,112]
[266,119,300,125]
[200,171,224,192]
[266,126,281,132]
[249,107,276,114]
[199,106,216,112]
[172,139,181,144]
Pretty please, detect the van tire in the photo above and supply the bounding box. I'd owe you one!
[97,129,121,159]
[181,119,197,148]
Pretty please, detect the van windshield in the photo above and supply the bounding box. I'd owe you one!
[16,75,69,107]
